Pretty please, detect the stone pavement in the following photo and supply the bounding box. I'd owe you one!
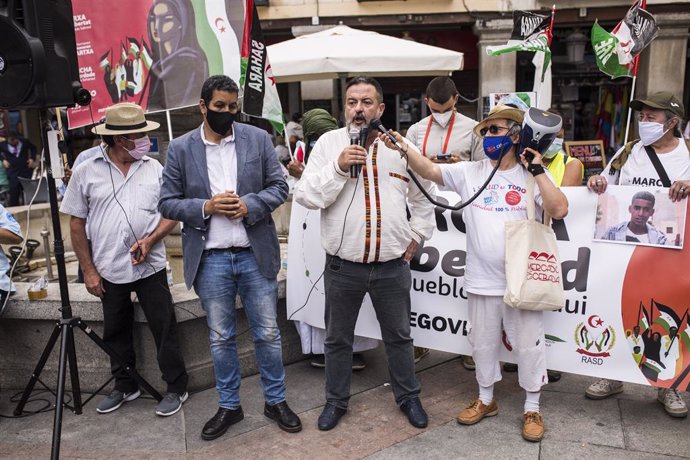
[1,348,689,459]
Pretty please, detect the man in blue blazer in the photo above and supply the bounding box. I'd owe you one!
[159,75,300,440]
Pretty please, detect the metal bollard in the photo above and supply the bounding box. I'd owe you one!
[40,227,54,280]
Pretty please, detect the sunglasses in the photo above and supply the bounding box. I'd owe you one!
[479,125,510,137]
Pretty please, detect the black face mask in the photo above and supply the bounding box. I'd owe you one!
[206,109,236,136]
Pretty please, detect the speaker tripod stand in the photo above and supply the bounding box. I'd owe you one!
[12,111,162,460]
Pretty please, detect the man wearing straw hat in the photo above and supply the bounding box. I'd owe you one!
[379,105,568,442]
[61,102,188,417]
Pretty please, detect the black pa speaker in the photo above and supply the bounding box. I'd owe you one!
[0,0,90,109]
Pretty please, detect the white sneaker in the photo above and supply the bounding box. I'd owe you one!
[585,379,623,399]
[657,388,688,418]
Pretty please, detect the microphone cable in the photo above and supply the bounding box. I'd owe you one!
[371,118,516,211]
[86,106,233,341]
[286,134,364,322]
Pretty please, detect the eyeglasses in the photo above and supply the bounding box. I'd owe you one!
[479,125,510,137]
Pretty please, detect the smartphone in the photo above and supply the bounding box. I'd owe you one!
[436,153,451,161]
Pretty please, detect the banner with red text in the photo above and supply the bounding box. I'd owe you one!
[287,187,690,390]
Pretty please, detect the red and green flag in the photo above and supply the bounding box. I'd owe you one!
[140,40,153,70]
[240,0,284,133]
[99,50,110,70]
[654,300,681,333]
[189,0,242,81]
[639,302,650,331]
[591,1,659,79]
[486,9,554,82]
[127,37,139,56]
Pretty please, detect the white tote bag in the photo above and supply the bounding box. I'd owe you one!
[503,175,565,311]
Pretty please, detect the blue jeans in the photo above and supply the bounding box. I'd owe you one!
[323,255,420,408]
[194,248,286,409]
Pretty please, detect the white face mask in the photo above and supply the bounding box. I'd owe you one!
[543,138,563,159]
[638,121,669,146]
[431,111,453,128]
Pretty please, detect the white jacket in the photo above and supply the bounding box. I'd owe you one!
[294,127,435,263]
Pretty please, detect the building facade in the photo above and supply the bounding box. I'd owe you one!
[259,0,690,150]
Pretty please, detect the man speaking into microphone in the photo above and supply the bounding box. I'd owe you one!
[294,76,435,431]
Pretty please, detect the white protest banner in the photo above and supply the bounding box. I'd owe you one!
[287,187,690,390]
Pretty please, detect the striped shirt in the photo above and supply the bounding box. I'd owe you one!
[60,148,167,284]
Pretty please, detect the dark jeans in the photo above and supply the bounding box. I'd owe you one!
[323,255,419,409]
[101,269,188,394]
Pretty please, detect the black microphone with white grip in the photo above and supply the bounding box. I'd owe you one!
[370,118,407,152]
[349,126,361,178]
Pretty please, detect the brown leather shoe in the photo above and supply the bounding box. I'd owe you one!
[456,399,498,425]
[522,411,545,442]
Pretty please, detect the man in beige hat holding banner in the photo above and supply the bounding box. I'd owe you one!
[61,102,189,417]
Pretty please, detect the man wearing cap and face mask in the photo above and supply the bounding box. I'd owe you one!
[585,92,690,417]
[159,75,300,441]
[379,105,568,442]
[60,102,189,418]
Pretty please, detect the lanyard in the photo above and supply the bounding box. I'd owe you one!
[421,111,456,157]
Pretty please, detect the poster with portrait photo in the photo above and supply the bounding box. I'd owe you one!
[593,185,686,249]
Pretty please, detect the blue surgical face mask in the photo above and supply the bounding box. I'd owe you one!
[483,135,512,161]
[543,138,564,159]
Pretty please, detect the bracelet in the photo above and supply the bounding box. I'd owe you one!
[527,163,545,177]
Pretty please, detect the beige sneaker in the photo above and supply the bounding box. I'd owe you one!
[456,399,498,425]
[657,388,688,418]
[461,355,476,371]
[585,379,623,399]
[522,411,544,442]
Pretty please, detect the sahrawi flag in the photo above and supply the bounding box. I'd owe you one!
[591,1,659,78]
[654,300,681,333]
[680,319,690,351]
[487,10,552,82]
[240,0,284,133]
[639,302,651,330]
[189,0,242,83]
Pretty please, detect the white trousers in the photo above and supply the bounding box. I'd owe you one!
[294,321,379,355]
[468,293,547,392]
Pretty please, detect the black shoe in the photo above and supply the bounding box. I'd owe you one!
[547,370,562,382]
[310,354,325,368]
[503,362,518,372]
[317,403,347,431]
[264,401,302,433]
[400,398,428,428]
[352,353,366,371]
[201,407,244,441]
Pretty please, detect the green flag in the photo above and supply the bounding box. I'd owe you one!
[485,10,553,82]
[591,21,631,79]
[190,0,242,82]
[487,33,551,82]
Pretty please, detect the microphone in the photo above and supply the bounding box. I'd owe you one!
[349,126,361,178]
[370,118,406,152]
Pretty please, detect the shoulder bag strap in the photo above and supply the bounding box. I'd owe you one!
[643,145,672,188]
[526,173,552,226]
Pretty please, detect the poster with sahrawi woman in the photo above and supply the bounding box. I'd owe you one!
[68,0,245,128]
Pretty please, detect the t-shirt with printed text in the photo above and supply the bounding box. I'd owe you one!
[440,159,547,296]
